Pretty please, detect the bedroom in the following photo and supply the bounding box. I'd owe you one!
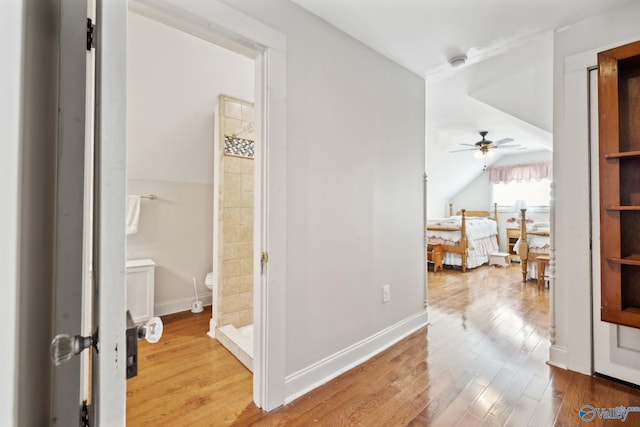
[425,31,553,283]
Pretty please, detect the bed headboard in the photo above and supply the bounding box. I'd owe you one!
[449,203,498,221]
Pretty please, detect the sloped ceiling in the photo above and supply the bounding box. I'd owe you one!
[290,0,634,78]
[426,32,553,215]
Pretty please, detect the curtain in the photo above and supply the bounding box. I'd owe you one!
[487,161,552,184]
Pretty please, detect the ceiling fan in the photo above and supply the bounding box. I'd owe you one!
[450,131,520,159]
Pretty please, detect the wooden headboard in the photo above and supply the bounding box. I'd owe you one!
[449,203,498,222]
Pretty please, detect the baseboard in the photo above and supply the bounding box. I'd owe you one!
[284,309,429,404]
[154,293,213,317]
[548,344,569,369]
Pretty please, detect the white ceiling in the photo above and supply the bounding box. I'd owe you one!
[290,0,634,78]
[290,0,633,209]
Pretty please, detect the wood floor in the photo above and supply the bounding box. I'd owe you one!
[127,265,640,426]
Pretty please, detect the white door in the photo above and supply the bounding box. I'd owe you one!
[51,1,127,425]
[590,68,640,385]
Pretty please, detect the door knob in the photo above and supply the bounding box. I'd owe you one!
[50,332,97,366]
[126,313,163,378]
[137,317,163,343]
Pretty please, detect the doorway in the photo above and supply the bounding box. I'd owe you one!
[125,2,256,403]
[49,0,287,421]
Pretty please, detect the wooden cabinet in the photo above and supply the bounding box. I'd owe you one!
[598,40,640,329]
[506,227,520,261]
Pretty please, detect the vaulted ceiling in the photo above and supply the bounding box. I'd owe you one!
[290,0,634,79]
[290,0,632,209]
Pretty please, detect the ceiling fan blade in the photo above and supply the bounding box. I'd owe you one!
[495,144,521,149]
[449,148,478,153]
[459,143,477,147]
[494,138,514,146]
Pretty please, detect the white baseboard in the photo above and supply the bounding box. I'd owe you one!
[154,293,213,317]
[284,310,429,404]
[548,344,568,369]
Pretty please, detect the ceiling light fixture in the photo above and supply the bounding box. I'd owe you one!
[448,55,467,68]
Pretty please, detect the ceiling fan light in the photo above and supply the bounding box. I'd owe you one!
[487,150,496,158]
[473,150,485,160]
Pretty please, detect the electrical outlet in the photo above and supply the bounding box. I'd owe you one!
[382,284,390,303]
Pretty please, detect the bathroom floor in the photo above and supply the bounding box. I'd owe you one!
[126,311,253,426]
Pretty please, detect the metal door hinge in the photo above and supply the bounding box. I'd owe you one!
[81,400,90,427]
[86,18,95,51]
[261,251,269,274]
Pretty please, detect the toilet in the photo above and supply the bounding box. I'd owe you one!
[205,272,214,290]
[126,259,156,324]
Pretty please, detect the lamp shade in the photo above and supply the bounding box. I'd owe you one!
[513,199,528,212]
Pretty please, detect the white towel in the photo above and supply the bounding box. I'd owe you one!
[126,195,141,235]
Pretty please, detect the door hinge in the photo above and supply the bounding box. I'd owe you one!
[261,251,269,274]
[80,400,90,427]
[86,18,95,51]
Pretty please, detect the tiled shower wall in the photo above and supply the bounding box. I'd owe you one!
[218,95,254,328]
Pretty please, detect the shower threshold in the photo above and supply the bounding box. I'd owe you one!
[216,323,253,372]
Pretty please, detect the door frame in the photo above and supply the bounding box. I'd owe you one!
[127,0,288,410]
[0,2,24,425]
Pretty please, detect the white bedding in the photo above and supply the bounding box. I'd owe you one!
[426,217,499,268]
[513,234,550,254]
[514,234,551,280]
[426,217,498,248]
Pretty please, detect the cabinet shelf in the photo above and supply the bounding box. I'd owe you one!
[605,151,640,159]
[607,254,640,266]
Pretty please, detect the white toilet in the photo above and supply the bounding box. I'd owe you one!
[126,259,156,324]
[205,272,214,290]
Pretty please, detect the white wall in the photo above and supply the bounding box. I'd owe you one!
[0,2,24,425]
[18,1,59,421]
[127,11,254,314]
[553,2,640,373]
[0,1,59,425]
[220,0,426,382]
[450,150,552,251]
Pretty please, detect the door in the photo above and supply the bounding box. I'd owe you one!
[52,1,127,425]
[590,67,640,385]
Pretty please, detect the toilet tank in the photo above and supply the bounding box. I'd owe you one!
[126,259,156,324]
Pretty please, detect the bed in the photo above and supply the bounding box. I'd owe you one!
[426,203,500,272]
[514,209,551,282]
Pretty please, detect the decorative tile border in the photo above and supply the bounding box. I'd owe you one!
[225,135,254,158]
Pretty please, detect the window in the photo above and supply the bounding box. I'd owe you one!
[492,178,551,208]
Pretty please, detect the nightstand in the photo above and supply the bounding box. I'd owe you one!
[506,227,520,261]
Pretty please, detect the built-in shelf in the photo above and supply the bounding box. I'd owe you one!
[598,40,640,330]
[605,151,640,159]
[606,205,640,211]
[607,254,640,266]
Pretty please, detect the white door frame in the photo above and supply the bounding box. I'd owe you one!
[556,38,640,378]
[128,0,288,410]
[588,54,640,385]
[0,3,24,425]
[94,1,128,425]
